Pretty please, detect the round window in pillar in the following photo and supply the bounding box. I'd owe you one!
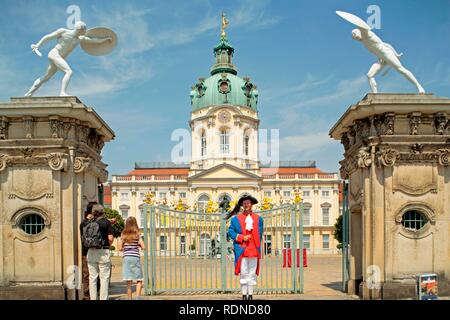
[401,210,428,231]
[19,213,46,235]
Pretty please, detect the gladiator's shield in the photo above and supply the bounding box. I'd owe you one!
[336,11,371,30]
[81,27,118,56]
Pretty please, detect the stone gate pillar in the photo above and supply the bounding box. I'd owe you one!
[330,93,450,299]
[0,96,115,299]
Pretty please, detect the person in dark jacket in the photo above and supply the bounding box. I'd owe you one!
[79,201,97,300]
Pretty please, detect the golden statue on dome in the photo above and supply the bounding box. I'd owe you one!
[221,12,229,37]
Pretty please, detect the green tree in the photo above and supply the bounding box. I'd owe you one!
[333,214,343,250]
[104,208,125,238]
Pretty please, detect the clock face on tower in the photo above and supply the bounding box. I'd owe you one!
[218,110,231,123]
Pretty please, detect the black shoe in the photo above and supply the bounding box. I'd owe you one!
[248,295,253,300]
[242,295,247,300]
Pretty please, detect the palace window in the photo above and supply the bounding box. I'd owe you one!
[20,214,45,235]
[119,205,130,220]
[160,235,167,251]
[322,207,330,225]
[283,191,291,198]
[303,205,311,226]
[120,192,129,201]
[159,192,166,199]
[197,194,210,213]
[322,234,330,249]
[243,134,250,156]
[201,131,207,156]
[179,192,186,199]
[264,191,272,198]
[220,129,230,154]
[303,234,310,250]
[402,210,428,231]
[302,191,310,197]
[283,234,291,249]
[322,190,330,198]
[180,235,186,255]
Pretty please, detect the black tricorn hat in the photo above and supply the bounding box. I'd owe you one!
[226,193,258,219]
[237,194,258,206]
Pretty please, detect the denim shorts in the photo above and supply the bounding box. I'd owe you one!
[122,256,143,281]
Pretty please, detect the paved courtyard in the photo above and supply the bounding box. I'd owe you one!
[109,254,357,300]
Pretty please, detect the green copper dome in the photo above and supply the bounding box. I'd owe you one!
[190,35,259,111]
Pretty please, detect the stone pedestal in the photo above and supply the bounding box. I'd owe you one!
[0,96,114,299]
[330,93,450,299]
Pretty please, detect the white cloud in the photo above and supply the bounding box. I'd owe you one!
[151,15,218,47]
[231,0,282,30]
[276,75,367,129]
[279,132,333,159]
[263,73,334,102]
[94,6,155,56]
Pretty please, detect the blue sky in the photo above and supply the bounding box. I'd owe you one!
[1,0,449,175]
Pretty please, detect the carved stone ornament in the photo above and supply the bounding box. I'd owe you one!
[436,149,450,166]
[341,133,350,151]
[20,147,34,158]
[62,122,72,139]
[46,153,68,171]
[339,156,357,177]
[373,115,383,136]
[434,113,447,135]
[0,117,9,140]
[0,154,10,172]
[49,119,61,138]
[74,157,91,173]
[356,147,372,168]
[23,116,34,139]
[378,148,400,167]
[383,113,395,135]
[207,118,215,128]
[195,78,207,98]
[96,138,105,153]
[348,126,356,145]
[409,114,421,135]
[78,125,90,144]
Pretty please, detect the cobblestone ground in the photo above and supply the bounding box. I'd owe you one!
[109,254,358,300]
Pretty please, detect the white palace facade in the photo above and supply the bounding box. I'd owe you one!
[111,32,341,254]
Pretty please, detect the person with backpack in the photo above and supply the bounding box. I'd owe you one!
[84,204,114,300]
[79,201,97,300]
[117,217,145,300]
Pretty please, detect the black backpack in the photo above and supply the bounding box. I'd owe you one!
[82,218,104,248]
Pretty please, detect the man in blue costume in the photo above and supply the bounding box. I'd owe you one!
[227,194,263,300]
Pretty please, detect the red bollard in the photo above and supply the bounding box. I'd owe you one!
[295,248,308,267]
[303,247,308,267]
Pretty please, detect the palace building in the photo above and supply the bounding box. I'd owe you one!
[111,31,341,254]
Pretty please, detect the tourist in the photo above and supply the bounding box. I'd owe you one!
[118,217,145,300]
[86,204,114,300]
[227,194,263,300]
[79,201,97,300]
